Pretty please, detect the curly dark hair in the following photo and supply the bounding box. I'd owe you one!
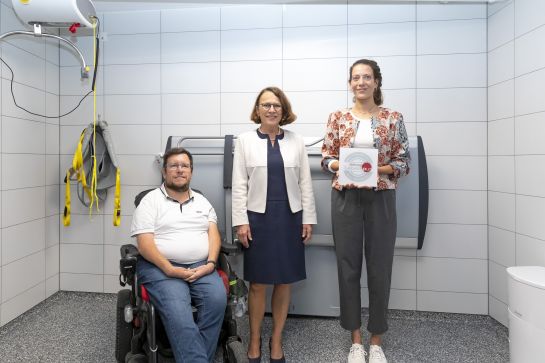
[349,59,383,106]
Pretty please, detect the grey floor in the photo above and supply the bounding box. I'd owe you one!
[0,291,509,363]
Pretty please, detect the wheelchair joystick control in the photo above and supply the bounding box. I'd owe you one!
[124,304,134,323]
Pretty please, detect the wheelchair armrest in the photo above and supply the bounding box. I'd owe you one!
[119,244,139,286]
[220,240,243,255]
[120,244,139,259]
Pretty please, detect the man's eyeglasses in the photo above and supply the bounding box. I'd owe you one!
[258,103,282,111]
[166,163,191,171]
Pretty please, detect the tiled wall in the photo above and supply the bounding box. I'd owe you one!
[0,0,60,326]
[487,0,545,327]
[58,3,489,314]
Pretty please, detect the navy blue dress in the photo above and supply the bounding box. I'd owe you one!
[243,130,305,284]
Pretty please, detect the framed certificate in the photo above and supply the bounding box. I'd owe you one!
[338,147,378,188]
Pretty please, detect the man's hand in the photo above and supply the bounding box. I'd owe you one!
[165,265,194,280]
[185,263,215,283]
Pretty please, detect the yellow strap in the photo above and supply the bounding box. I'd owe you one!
[113,168,121,226]
[63,170,71,226]
[71,130,92,201]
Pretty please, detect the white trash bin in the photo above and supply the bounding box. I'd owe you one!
[506,266,545,363]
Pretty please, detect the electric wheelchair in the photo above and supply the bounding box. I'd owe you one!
[115,189,248,363]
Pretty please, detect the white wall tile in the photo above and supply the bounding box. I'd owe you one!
[2,80,45,123]
[283,5,347,27]
[60,244,103,274]
[162,62,219,94]
[1,219,45,265]
[285,91,347,125]
[163,93,219,125]
[105,95,160,125]
[418,19,486,55]
[487,2,514,51]
[515,67,545,116]
[45,245,59,279]
[104,34,160,65]
[60,65,103,96]
[515,25,545,77]
[1,187,45,227]
[391,256,416,290]
[104,219,133,246]
[103,185,157,217]
[488,118,514,156]
[284,58,346,92]
[161,7,220,33]
[417,122,486,156]
[516,234,545,268]
[222,28,282,61]
[488,156,515,193]
[427,156,486,190]
[417,257,487,293]
[0,3,45,58]
[116,155,161,186]
[220,93,257,125]
[488,80,515,121]
[515,112,545,155]
[103,10,160,34]
[104,64,160,95]
[488,0,513,17]
[516,155,545,198]
[284,26,346,60]
[45,215,60,248]
[348,4,415,24]
[221,5,282,30]
[46,123,60,155]
[108,124,161,155]
[427,190,486,225]
[382,89,415,123]
[418,88,486,123]
[61,214,104,244]
[488,191,515,231]
[59,35,98,67]
[46,275,59,298]
[488,41,514,86]
[45,184,60,218]
[419,224,487,259]
[418,291,487,314]
[516,195,545,241]
[162,31,220,63]
[45,94,60,123]
[417,53,486,88]
[417,4,486,21]
[388,289,416,311]
[489,295,508,327]
[348,22,416,57]
[46,37,60,66]
[46,62,60,95]
[489,226,516,267]
[489,261,508,303]
[59,125,87,155]
[2,154,45,190]
[0,282,45,326]
[222,60,282,93]
[103,244,119,275]
[1,251,45,302]
[514,0,545,37]
[59,95,103,126]
[60,272,103,292]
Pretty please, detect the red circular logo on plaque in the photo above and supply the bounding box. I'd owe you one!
[362,162,372,172]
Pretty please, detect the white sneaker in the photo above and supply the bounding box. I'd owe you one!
[347,343,367,363]
[368,345,387,363]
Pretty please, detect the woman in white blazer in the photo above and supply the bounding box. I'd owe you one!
[232,86,317,362]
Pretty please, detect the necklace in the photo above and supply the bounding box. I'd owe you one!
[353,105,378,118]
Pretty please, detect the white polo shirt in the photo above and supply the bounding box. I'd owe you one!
[130,185,218,264]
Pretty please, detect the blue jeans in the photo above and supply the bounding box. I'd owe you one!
[137,258,227,363]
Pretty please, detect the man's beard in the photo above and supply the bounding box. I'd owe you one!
[165,180,189,193]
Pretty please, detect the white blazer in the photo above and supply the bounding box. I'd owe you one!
[232,129,317,226]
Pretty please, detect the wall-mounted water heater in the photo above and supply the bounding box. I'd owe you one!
[12,0,97,29]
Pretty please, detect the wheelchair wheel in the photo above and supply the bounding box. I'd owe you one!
[125,352,147,363]
[224,338,248,363]
[115,289,133,363]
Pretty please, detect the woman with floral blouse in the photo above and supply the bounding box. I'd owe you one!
[321,59,410,363]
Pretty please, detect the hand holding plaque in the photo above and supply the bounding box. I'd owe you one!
[338,147,378,188]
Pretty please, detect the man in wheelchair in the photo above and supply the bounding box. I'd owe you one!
[130,147,227,362]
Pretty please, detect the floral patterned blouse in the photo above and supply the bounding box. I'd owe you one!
[321,107,410,191]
